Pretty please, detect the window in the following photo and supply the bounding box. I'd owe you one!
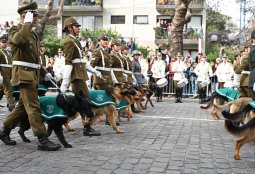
[133,15,148,24]
[111,16,125,24]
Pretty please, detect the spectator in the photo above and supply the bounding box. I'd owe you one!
[209,61,218,93]
[80,36,87,48]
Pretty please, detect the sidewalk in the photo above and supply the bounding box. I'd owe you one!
[0,96,254,174]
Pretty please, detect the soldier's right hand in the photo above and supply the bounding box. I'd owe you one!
[24,12,33,23]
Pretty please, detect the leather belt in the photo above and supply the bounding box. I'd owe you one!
[111,68,123,72]
[124,70,132,74]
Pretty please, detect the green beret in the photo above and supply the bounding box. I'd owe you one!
[120,44,128,50]
[98,34,108,41]
[17,2,39,15]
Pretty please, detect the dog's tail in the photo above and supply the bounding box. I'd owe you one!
[224,117,255,137]
[221,104,252,122]
[200,93,215,109]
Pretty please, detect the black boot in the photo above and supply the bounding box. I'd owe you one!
[175,88,179,103]
[37,134,62,151]
[198,88,203,104]
[83,124,101,136]
[131,103,140,113]
[0,126,16,145]
[158,88,163,102]
[179,88,183,103]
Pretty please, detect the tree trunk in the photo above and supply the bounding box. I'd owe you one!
[169,0,192,57]
[36,0,65,40]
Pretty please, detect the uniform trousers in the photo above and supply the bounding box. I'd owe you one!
[4,83,46,136]
[239,86,253,98]
[2,78,15,104]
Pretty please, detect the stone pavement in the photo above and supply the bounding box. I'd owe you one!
[0,96,255,174]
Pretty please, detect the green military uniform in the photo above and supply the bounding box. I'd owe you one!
[0,46,15,105]
[4,23,47,136]
[109,49,126,83]
[123,54,133,84]
[235,52,253,98]
[63,34,90,98]
[91,46,113,89]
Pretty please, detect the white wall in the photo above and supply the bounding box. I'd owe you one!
[103,0,159,50]
[0,0,19,24]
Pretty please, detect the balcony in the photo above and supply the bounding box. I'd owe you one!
[37,0,103,12]
[156,0,204,12]
[154,26,199,45]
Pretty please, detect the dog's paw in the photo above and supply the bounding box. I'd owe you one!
[64,144,73,148]
[116,129,124,134]
[234,154,241,160]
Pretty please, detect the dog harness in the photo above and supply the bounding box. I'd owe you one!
[89,90,128,110]
[216,88,240,101]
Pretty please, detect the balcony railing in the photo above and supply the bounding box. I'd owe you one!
[154,26,200,45]
[156,0,204,10]
[64,0,103,7]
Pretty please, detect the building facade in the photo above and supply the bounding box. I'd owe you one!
[19,0,206,55]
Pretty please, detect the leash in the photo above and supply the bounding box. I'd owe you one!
[48,78,61,93]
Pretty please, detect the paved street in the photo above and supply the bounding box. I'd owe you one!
[0,96,255,174]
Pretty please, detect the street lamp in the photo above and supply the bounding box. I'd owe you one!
[210,33,236,58]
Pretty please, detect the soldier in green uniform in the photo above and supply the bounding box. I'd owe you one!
[0,2,61,151]
[234,50,253,98]
[248,30,255,100]
[109,39,126,83]
[0,34,15,111]
[39,43,47,68]
[91,34,113,89]
[121,44,133,84]
[61,17,102,136]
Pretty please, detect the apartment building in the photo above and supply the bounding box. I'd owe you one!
[19,0,206,55]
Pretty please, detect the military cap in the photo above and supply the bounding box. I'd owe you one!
[120,44,128,50]
[222,53,228,58]
[40,42,45,47]
[132,50,141,57]
[17,2,39,16]
[251,30,255,39]
[62,17,81,32]
[157,52,162,56]
[0,33,8,43]
[176,52,182,57]
[98,34,108,41]
[111,39,120,46]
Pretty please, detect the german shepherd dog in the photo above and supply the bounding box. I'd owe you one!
[224,117,255,160]
[64,83,137,134]
[221,102,255,125]
[18,92,94,148]
[117,90,144,122]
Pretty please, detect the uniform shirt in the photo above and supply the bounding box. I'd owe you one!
[215,61,234,82]
[194,61,213,82]
[9,23,47,85]
[132,59,147,84]
[0,48,12,79]
[151,59,166,79]
[64,34,89,82]
[91,46,113,85]
[109,50,126,83]
[172,60,187,81]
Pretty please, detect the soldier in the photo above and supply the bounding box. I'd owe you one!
[39,43,48,68]
[0,2,61,151]
[215,54,234,89]
[248,30,255,100]
[172,52,187,103]
[151,52,166,102]
[121,44,133,84]
[194,54,213,104]
[91,34,113,90]
[235,49,253,98]
[60,17,102,136]
[109,39,126,83]
[0,34,15,111]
